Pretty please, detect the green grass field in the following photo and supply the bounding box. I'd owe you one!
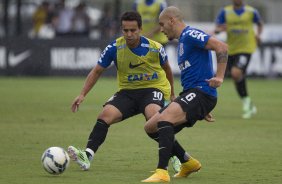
[0,77,281,184]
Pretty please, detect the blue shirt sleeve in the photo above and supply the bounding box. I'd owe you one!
[132,1,137,11]
[215,9,226,24]
[253,9,262,24]
[185,29,210,49]
[159,46,168,65]
[97,41,117,68]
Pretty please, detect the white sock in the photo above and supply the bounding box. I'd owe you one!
[85,148,95,161]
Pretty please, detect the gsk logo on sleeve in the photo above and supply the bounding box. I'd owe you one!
[185,30,207,41]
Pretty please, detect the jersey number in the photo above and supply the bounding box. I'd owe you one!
[180,93,196,104]
[153,91,163,101]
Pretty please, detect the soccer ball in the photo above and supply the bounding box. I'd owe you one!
[41,147,70,175]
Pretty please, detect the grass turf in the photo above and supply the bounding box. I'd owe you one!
[0,77,281,184]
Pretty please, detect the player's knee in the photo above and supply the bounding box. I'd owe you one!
[97,105,123,125]
[231,68,243,81]
[144,122,158,134]
[97,112,121,125]
[144,104,162,120]
[144,123,152,133]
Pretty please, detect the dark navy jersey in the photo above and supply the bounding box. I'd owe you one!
[178,26,217,97]
[97,36,167,68]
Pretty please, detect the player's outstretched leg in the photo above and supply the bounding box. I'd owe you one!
[67,146,90,171]
[173,157,201,178]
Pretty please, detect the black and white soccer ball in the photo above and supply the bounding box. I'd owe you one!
[41,147,70,175]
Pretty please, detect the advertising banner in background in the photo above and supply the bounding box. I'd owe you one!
[0,36,282,77]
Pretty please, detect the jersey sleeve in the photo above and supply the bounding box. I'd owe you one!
[185,29,210,48]
[97,41,117,68]
[159,0,167,13]
[132,0,138,11]
[159,46,168,65]
[215,8,226,24]
[253,9,262,24]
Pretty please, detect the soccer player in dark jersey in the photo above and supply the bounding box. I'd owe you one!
[67,11,179,171]
[142,6,228,182]
[133,0,182,172]
[215,0,263,119]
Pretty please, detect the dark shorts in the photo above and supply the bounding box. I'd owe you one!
[160,88,217,129]
[104,88,165,120]
[227,53,252,74]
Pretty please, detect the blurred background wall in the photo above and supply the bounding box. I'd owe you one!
[0,0,281,77]
[1,0,282,38]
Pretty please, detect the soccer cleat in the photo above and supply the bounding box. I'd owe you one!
[242,105,257,119]
[170,156,181,173]
[142,169,170,182]
[242,97,252,112]
[242,97,257,119]
[67,146,90,171]
[173,157,201,178]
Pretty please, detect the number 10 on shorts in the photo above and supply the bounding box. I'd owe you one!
[152,91,163,101]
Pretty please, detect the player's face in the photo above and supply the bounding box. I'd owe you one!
[232,0,243,6]
[122,21,141,48]
[159,15,175,40]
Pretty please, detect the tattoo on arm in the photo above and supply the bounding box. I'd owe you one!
[216,51,228,63]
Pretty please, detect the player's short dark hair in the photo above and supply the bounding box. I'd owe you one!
[120,11,142,28]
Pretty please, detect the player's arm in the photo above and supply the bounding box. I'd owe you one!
[202,34,227,121]
[145,26,162,39]
[78,65,105,97]
[144,1,167,38]
[71,65,105,112]
[256,21,263,39]
[71,42,116,112]
[255,21,263,45]
[151,1,167,36]
[214,9,226,35]
[159,46,175,101]
[214,24,226,35]
[161,61,175,101]
[254,10,264,45]
[205,36,228,88]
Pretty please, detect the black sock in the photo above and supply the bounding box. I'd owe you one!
[147,132,188,162]
[86,119,109,153]
[157,121,174,170]
[147,132,159,142]
[235,77,248,98]
[173,124,185,134]
[172,140,189,163]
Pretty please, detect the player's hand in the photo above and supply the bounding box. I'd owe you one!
[206,77,223,88]
[71,95,85,113]
[204,113,215,122]
[255,35,261,46]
